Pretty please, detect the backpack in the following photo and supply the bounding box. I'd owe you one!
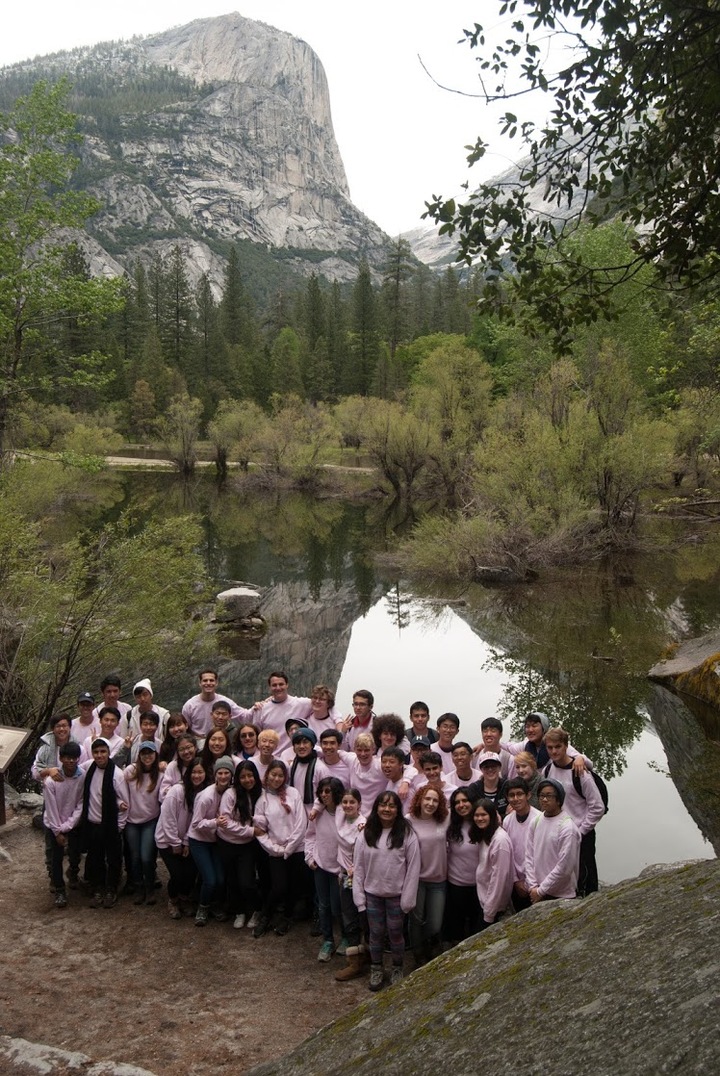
[543,763,609,815]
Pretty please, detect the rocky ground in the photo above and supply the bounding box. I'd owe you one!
[0,812,367,1075]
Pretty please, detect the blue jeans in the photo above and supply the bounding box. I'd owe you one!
[188,838,225,906]
[410,879,446,950]
[314,866,341,943]
[125,818,158,889]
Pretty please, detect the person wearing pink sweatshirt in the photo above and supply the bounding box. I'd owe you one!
[251,760,307,938]
[158,735,198,802]
[407,785,449,967]
[255,671,340,754]
[543,728,605,896]
[525,778,582,902]
[470,798,515,930]
[123,741,163,906]
[444,788,481,944]
[187,756,235,926]
[503,778,542,911]
[346,733,387,805]
[305,776,345,962]
[155,757,209,918]
[43,741,85,908]
[352,791,421,992]
[334,788,368,983]
[216,759,262,930]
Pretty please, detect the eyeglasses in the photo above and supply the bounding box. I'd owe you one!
[538,792,558,801]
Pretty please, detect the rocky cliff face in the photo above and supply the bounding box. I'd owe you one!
[5,13,391,289]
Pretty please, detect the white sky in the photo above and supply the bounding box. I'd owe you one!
[0,2,537,236]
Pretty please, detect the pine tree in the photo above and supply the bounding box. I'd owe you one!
[347,259,381,396]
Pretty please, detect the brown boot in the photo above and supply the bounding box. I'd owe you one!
[335,946,364,982]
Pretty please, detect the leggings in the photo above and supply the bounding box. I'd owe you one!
[365,891,404,966]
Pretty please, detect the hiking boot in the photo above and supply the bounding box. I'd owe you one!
[335,947,364,982]
[54,890,68,909]
[210,906,228,922]
[144,891,157,907]
[336,936,349,956]
[390,965,404,986]
[317,940,334,962]
[133,889,147,906]
[273,915,290,936]
[168,899,182,920]
[369,963,384,991]
[89,891,104,909]
[195,904,210,927]
[252,914,269,938]
[233,913,247,929]
[103,889,117,909]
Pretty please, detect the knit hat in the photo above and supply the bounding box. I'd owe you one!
[285,716,309,734]
[133,678,153,697]
[214,755,236,775]
[537,778,565,805]
[525,711,550,732]
[292,727,317,746]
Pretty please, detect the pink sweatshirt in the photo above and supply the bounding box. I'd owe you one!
[447,821,480,887]
[475,827,515,924]
[155,783,193,850]
[253,786,306,858]
[346,755,387,811]
[123,765,162,824]
[181,693,252,738]
[503,806,542,885]
[352,827,421,914]
[408,816,449,883]
[216,788,255,845]
[158,758,185,802]
[82,763,128,829]
[525,810,581,899]
[305,808,340,873]
[71,717,101,744]
[335,812,367,874]
[43,770,85,834]
[187,784,223,843]
[92,701,131,737]
[255,696,316,753]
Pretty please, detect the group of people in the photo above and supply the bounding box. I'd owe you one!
[33,668,605,991]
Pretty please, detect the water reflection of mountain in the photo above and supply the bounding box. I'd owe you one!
[645,684,720,855]
[218,577,386,706]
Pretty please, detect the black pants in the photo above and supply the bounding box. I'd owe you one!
[578,829,598,897]
[85,822,123,893]
[48,825,82,890]
[158,846,198,900]
[263,851,305,918]
[443,882,480,943]
[216,839,259,915]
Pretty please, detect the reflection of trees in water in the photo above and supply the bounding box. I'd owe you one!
[483,648,644,779]
[385,583,412,632]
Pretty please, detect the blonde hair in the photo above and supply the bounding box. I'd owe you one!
[514,751,538,772]
[258,729,279,749]
[354,732,374,750]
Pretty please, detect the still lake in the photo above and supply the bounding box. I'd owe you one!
[95,469,720,883]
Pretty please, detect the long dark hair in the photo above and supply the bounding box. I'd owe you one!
[132,747,160,792]
[182,758,210,812]
[447,788,474,844]
[233,760,261,824]
[159,712,190,763]
[468,798,501,846]
[364,791,410,850]
[199,728,232,774]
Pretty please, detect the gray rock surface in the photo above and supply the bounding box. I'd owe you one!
[0,1036,157,1075]
[247,859,720,1076]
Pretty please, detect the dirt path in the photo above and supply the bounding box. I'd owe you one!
[0,815,367,1075]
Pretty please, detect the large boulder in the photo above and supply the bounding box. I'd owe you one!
[648,629,720,708]
[248,859,720,1076]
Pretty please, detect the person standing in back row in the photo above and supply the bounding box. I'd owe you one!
[542,729,604,896]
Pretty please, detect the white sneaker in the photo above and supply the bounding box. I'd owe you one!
[233,914,247,930]
[246,911,261,930]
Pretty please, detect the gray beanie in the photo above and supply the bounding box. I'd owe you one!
[213,755,236,776]
[525,711,550,733]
